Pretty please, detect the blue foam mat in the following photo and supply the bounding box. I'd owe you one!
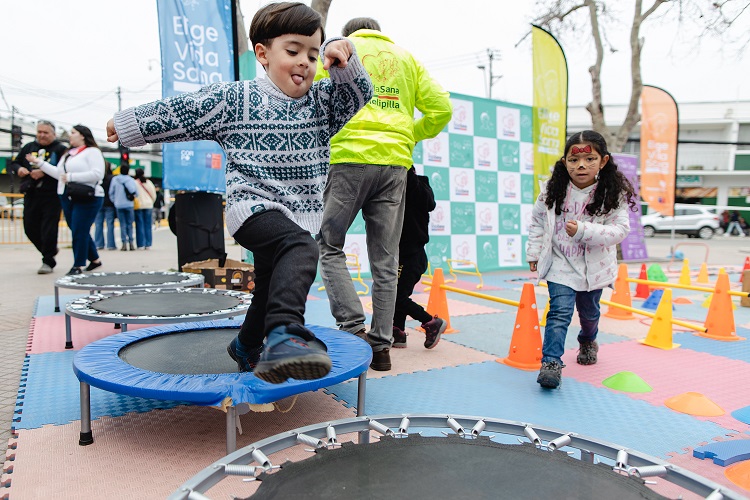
[325,361,731,459]
[693,439,750,466]
[673,328,750,363]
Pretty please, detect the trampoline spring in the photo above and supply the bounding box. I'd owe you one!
[547,433,572,451]
[471,420,486,437]
[250,449,272,469]
[523,426,542,447]
[398,417,410,435]
[447,417,465,437]
[297,433,325,449]
[631,465,668,479]
[368,419,394,437]
[705,488,725,500]
[614,450,629,472]
[222,464,261,477]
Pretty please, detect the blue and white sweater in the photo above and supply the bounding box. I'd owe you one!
[114,40,373,236]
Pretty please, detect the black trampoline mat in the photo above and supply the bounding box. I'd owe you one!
[91,292,242,316]
[119,328,239,374]
[251,436,666,500]
[73,273,194,287]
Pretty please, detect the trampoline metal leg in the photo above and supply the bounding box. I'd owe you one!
[581,450,595,463]
[65,312,73,349]
[54,286,60,312]
[226,406,237,455]
[122,323,128,332]
[79,382,94,446]
[356,372,369,444]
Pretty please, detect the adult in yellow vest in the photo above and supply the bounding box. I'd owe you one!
[316,17,452,371]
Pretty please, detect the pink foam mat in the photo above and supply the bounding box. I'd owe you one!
[2,391,356,499]
[28,315,159,353]
[562,341,750,432]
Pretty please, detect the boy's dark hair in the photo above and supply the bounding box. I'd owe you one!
[342,17,380,37]
[120,164,130,175]
[250,2,325,48]
[544,130,637,216]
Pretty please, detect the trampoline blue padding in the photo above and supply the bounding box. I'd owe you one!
[73,320,372,407]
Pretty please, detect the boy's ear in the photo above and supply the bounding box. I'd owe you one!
[254,42,269,66]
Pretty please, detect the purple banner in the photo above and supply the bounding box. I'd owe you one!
[613,153,648,261]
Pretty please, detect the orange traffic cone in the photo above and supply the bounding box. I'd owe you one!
[700,273,745,342]
[740,257,750,283]
[634,263,650,299]
[638,288,680,350]
[499,283,542,371]
[696,263,709,284]
[425,267,457,334]
[604,264,634,319]
[679,259,691,286]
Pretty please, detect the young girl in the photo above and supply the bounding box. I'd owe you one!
[527,130,636,389]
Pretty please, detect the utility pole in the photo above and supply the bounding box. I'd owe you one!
[116,86,122,112]
[477,49,502,99]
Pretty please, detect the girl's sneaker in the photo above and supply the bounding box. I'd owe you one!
[421,316,446,349]
[254,324,332,384]
[576,340,599,365]
[537,360,564,389]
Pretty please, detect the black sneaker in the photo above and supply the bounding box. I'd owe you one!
[577,340,599,365]
[537,360,564,389]
[370,348,391,371]
[421,316,446,349]
[227,336,264,372]
[66,267,82,276]
[392,326,407,348]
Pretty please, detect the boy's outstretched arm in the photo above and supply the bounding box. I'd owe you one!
[321,39,353,70]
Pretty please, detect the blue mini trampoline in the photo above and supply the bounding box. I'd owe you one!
[73,320,372,453]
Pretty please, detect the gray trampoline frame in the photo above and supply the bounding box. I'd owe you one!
[170,414,745,500]
[64,288,251,349]
[54,271,205,312]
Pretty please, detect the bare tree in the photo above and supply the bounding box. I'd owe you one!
[533,0,749,152]
[311,0,333,29]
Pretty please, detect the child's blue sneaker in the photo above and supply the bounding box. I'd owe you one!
[254,324,332,384]
[227,336,264,372]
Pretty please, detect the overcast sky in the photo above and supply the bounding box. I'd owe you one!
[1,0,748,139]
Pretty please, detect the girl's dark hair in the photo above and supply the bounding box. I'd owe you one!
[135,168,146,181]
[544,130,637,216]
[72,124,99,149]
[250,2,324,48]
[342,17,380,37]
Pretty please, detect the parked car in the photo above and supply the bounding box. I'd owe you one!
[640,206,720,239]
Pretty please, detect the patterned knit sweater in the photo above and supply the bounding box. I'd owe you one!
[114,40,373,236]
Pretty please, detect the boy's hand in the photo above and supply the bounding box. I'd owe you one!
[565,220,578,237]
[529,261,537,272]
[106,118,119,143]
[322,39,353,70]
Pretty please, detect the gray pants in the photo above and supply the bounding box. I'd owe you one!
[318,163,407,351]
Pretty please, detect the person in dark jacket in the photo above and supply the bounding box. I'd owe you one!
[9,120,68,274]
[392,167,446,350]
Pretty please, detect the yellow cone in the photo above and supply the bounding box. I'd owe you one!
[696,263,709,284]
[540,299,549,327]
[639,288,680,349]
[679,259,691,286]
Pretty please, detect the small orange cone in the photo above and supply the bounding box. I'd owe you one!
[740,256,750,283]
[696,263,709,284]
[700,273,744,341]
[638,288,680,350]
[665,392,725,417]
[499,283,542,371]
[425,267,457,334]
[604,264,634,319]
[634,263,650,299]
[679,259,691,286]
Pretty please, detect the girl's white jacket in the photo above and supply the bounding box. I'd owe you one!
[526,188,631,291]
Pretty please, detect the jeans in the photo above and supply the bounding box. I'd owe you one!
[60,195,103,268]
[23,191,61,267]
[542,281,603,363]
[116,207,135,245]
[393,251,432,329]
[317,163,407,351]
[94,206,117,249]
[233,210,318,348]
[135,208,153,247]
[725,221,743,236]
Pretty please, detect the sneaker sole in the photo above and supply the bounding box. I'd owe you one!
[537,375,561,389]
[392,341,407,348]
[255,354,332,384]
[369,361,391,371]
[576,357,598,366]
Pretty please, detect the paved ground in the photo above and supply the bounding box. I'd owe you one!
[0,228,748,459]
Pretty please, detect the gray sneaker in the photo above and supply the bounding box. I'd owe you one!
[577,340,599,365]
[37,264,53,274]
[537,360,564,389]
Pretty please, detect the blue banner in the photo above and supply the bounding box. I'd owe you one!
[156,0,235,193]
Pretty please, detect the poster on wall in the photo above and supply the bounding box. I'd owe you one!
[341,92,535,277]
